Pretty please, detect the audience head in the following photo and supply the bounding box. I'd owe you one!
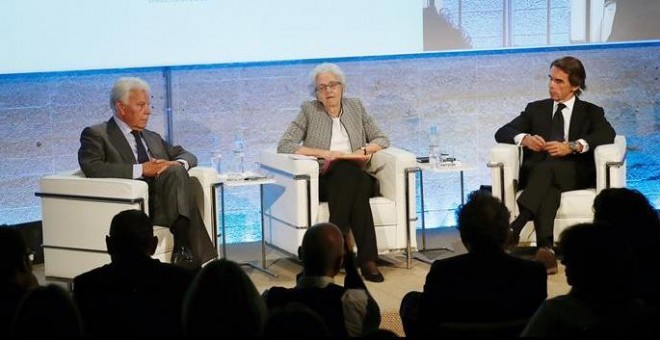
[559,223,633,299]
[182,259,267,336]
[265,302,331,337]
[110,77,151,131]
[106,210,157,260]
[11,284,83,336]
[301,222,345,277]
[594,187,660,267]
[456,191,511,252]
[550,56,587,96]
[593,187,660,237]
[0,226,37,289]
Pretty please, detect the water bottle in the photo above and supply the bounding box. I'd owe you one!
[233,130,245,174]
[428,125,440,169]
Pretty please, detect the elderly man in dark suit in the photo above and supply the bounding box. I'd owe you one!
[495,56,616,274]
[78,77,216,267]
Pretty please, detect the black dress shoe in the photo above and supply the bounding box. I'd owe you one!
[360,266,385,283]
[172,246,198,270]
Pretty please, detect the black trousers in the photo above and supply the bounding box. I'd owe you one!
[517,158,591,248]
[148,165,216,264]
[319,160,378,266]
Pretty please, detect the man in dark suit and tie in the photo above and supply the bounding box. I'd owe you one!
[78,77,216,268]
[495,56,616,274]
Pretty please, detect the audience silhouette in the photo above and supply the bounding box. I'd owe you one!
[0,226,39,337]
[593,187,660,309]
[523,223,655,336]
[264,301,331,337]
[400,190,547,337]
[11,284,83,336]
[73,210,194,336]
[12,186,659,336]
[182,258,268,336]
[263,222,381,337]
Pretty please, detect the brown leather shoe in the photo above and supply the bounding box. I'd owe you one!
[534,247,558,275]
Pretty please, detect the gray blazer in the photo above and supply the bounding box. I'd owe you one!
[78,117,197,178]
[277,97,390,154]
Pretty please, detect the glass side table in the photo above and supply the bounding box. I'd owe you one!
[406,161,476,264]
[211,175,278,277]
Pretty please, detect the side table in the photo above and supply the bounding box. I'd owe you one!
[406,162,475,264]
[212,175,278,277]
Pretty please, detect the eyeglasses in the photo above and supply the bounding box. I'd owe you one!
[315,81,342,93]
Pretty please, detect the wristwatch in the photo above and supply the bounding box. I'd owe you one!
[568,141,579,154]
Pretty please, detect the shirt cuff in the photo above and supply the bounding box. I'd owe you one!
[514,133,528,146]
[177,159,190,170]
[577,139,589,153]
[132,164,143,179]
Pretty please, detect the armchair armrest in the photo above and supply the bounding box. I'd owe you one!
[369,147,417,249]
[188,166,218,239]
[189,166,218,188]
[594,135,627,192]
[37,170,152,257]
[488,143,520,172]
[488,143,521,212]
[38,167,218,240]
[369,147,416,201]
[37,170,149,205]
[258,149,319,178]
[259,150,320,229]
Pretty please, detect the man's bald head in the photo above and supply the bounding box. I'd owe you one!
[301,222,345,276]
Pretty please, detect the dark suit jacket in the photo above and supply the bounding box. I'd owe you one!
[418,250,547,332]
[495,97,615,188]
[73,257,193,336]
[78,117,197,178]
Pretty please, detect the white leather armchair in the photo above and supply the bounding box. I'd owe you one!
[259,147,418,267]
[488,135,627,245]
[36,167,218,281]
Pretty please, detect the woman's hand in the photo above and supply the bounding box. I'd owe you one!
[319,150,345,160]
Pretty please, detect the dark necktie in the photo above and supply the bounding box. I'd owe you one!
[131,130,149,164]
[550,103,566,141]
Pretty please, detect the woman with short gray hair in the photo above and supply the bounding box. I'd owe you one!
[277,63,389,282]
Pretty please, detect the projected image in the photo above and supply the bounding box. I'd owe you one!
[607,0,660,42]
[1,0,659,74]
[422,0,660,51]
[423,0,471,51]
